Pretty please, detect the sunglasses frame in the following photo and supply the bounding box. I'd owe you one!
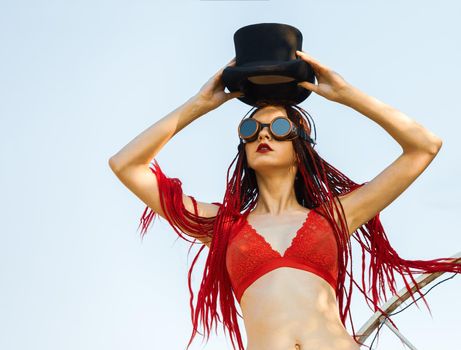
[238,116,311,143]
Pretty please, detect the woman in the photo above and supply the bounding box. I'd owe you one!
[109,51,461,350]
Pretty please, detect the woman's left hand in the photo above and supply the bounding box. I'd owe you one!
[296,50,352,103]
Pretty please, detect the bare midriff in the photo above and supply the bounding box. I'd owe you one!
[240,268,360,350]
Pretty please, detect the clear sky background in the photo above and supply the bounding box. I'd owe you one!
[1,1,460,349]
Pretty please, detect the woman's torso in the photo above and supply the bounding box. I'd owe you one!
[226,208,360,350]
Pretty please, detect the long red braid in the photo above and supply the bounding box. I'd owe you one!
[138,102,461,349]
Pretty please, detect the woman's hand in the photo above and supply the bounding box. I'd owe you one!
[193,57,244,112]
[296,50,353,103]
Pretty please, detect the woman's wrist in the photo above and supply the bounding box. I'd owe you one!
[335,85,364,107]
[185,95,211,116]
[188,94,217,115]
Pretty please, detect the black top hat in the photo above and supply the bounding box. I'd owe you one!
[222,23,316,107]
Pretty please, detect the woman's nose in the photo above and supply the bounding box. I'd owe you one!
[258,126,272,140]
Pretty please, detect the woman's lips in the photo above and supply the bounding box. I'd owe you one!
[256,149,273,153]
[256,143,273,152]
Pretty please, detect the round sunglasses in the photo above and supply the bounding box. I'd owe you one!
[238,116,315,144]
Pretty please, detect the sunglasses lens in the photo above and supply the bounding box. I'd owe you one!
[239,119,258,139]
[271,117,291,137]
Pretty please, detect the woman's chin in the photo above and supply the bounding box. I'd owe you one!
[250,160,292,172]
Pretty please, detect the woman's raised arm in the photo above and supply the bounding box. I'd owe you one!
[296,50,443,236]
[109,95,210,171]
[108,57,242,246]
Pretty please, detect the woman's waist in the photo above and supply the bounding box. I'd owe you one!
[240,271,357,349]
[242,302,343,334]
[244,315,358,350]
[241,287,344,336]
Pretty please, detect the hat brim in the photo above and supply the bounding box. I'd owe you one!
[222,59,314,89]
[221,59,316,107]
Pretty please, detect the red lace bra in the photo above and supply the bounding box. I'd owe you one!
[226,209,339,304]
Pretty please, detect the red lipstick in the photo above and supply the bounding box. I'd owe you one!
[256,143,273,153]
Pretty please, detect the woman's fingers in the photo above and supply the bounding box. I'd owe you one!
[296,50,327,71]
[296,50,319,64]
[227,90,244,100]
[224,57,237,69]
[215,57,236,79]
[207,57,236,92]
[297,81,318,93]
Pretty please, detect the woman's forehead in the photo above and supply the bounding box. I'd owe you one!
[253,107,287,122]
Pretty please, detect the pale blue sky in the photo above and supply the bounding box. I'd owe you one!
[1,1,460,349]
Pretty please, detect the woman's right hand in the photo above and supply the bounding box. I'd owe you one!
[193,57,244,112]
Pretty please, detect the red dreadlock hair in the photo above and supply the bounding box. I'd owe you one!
[138,100,461,350]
